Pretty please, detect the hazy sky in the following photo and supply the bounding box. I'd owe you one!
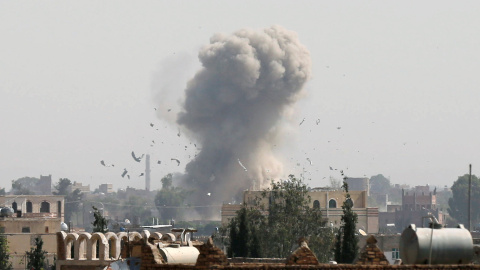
[1,1,480,192]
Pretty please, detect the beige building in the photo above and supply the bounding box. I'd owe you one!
[222,188,379,234]
[0,195,64,269]
[68,181,91,193]
[0,195,65,223]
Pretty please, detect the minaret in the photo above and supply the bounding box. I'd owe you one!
[145,154,151,191]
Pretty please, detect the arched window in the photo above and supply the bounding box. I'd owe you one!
[313,200,320,209]
[328,199,337,208]
[12,202,17,212]
[26,201,33,213]
[40,201,50,213]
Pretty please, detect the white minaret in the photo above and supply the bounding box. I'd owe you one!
[145,154,151,191]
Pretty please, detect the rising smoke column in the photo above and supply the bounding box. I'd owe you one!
[177,26,311,206]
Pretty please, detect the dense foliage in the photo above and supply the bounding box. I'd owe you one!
[92,206,109,233]
[334,181,358,263]
[53,178,83,222]
[448,174,480,228]
[26,236,47,270]
[155,174,190,222]
[0,234,13,270]
[223,175,335,262]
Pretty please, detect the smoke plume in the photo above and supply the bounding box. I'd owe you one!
[177,26,311,207]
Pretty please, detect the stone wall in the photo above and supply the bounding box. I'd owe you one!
[57,231,480,270]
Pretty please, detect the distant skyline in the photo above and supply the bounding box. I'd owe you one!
[1,2,480,193]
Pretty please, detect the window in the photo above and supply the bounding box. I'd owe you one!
[26,201,32,213]
[0,227,5,233]
[328,199,337,208]
[392,248,399,260]
[12,202,17,212]
[40,201,50,213]
[58,201,62,217]
[313,200,320,209]
[22,227,30,233]
[45,226,49,233]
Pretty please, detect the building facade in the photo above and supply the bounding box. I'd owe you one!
[222,188,379,234]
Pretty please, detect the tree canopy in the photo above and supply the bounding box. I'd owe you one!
[0,234,13,270]
[26,236,47,270]
[154,174,190,222]
[92,206,109,233]
[334,181,358,263]
[369,174,391,194]
[448,174,480,228]
[224,175,335,262]
[53,178,83,223]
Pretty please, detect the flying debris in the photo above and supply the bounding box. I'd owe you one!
[157,161,161,164]
[337,127,341,129]
[171,158,180,166]
[316,119,320,125]
[207,193,211,196]
[121,169,128,178]
[154,108,157,111]
[168,108,172,112]
[177,130,181,137]
[150,123,154,127]
[299,118,305,125]
[329,166,333,170]
[306,158,312,165]
[152,140,155,144]
[127,175,130,179]
[139,173,144,177]
[100,160,114,167]
[131,151,144,162]
[237,159,247,172]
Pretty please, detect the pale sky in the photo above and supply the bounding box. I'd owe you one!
[1,1,480,192]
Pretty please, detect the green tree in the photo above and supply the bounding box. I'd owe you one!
[123,195,152,225]
[11,176,38,195]
[334,181,358,263]
[53,178,83,223]
[369,174,391,194]
[53,178,72,195]
[92,206,108,233]
[26,236,47,270]
[448,174,480,227]
[224,175,334,262]
[0,234,13,270]
[154,174,190,222]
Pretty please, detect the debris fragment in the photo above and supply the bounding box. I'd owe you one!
[121,169,128,178]
[306,158,312,165]
[131,151,144,162]
[237,159,247,171]
[299,118,305,125]
[171,158,180,166]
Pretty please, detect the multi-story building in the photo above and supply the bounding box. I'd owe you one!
[68,181,91,193]
[378,185,445,233]
[222,187,379,234]
[0,195,64,269]
[99,183,114,194]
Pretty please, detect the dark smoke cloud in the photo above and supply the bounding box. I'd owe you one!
[177,26,311,207]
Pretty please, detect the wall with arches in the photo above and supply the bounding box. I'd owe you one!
[57,230,163,261]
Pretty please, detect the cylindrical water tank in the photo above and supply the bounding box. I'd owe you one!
[158,245,199,264]
[400,224,473,264]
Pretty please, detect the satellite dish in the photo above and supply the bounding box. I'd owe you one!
[61,222,69,231]
[358,229,367,236]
